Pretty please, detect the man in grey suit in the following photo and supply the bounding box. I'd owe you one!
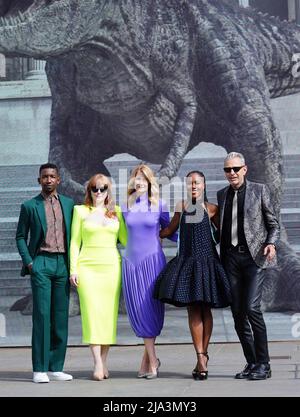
[217,152,280,380]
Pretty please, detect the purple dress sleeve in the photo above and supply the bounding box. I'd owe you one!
[160,200,178,243]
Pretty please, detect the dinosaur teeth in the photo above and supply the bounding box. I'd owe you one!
[0,12,26,29]
[9,17,15,26]
[18,11,25,22]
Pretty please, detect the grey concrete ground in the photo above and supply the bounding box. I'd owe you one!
[0,308,300,398]
[1,306,300,397]
[0,341,300,397]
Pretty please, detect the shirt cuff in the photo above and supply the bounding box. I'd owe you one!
[266,243,276,249]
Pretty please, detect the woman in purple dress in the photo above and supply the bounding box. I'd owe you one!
[122,164,176,379]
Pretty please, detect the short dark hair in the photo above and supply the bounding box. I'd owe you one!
[39,163,59,175]
[186,170,208,202]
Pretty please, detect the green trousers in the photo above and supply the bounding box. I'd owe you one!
[30,253,70,372]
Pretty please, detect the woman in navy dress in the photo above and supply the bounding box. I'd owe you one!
[154,171,232,380]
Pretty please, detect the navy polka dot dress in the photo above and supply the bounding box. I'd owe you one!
[154,208,232,308]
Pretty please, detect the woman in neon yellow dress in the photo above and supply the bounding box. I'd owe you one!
[69,174,127,380]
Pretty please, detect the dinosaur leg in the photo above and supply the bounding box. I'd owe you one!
[46,59,86,199]
[47,59,113,201]
[223,94,283,217]
[158,90,197,179]
[223,91,300,312]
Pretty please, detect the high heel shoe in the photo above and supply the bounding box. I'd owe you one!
[92,372,104,381]
[192,352,209,381]
[145,358,161,380]
[192,352,209,374]
[92,365,105,381]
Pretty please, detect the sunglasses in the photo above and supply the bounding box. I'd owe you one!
[91,185,108,193]
[223,166,245,173]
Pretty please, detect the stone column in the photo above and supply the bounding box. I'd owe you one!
[288,0,300,23]
[25,58,47,80]
[0,54,5,78]
[288,0,296,21]
[296,0,300,24]
[239,0,249,7]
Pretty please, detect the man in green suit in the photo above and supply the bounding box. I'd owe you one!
[16,163,74,383]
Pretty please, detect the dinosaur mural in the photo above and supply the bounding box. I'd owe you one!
[1,0,300,311]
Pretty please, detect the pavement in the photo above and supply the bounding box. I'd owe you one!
[0,341,299,398]
[0,307,300,398]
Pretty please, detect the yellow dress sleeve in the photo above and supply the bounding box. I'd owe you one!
[70,205,83,275]
[115,205,127,247]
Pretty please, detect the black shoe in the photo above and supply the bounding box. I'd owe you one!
[192,352,209,381]
[235,363,256,379]
[248,363,271,380]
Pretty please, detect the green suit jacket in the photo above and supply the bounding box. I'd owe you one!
[16,194,74,276]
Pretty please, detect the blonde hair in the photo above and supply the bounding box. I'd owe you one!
[84,173,116,218]
[127,164,159,208]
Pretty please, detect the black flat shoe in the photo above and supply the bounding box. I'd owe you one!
[235,363,256,379]
[248,363,271,380]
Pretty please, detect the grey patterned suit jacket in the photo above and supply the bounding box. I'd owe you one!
[217,180,280,269]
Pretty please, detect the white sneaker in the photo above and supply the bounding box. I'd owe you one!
[33,372,50,383]
[48,371,73,381]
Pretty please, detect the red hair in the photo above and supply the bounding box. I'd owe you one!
[84,173,116,218]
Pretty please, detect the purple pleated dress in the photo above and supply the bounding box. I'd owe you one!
[122,195,176,338]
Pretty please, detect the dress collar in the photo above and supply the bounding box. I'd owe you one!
[136,192,149,204]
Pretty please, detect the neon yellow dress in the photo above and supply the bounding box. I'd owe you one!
[70,205,127,344]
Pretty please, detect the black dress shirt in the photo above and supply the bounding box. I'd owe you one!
[221,180,248,249]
